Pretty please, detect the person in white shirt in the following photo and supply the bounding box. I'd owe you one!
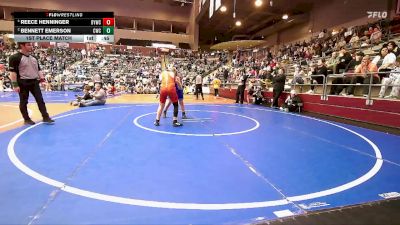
[81,49,86,58]
[372,46,396,79]
[195,74,204,100]
[379,58,400,99]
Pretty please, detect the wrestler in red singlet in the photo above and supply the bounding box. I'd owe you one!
[154,63,183,127]
[159,70,178,104]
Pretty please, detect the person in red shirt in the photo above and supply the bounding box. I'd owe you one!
[154,55,182,127]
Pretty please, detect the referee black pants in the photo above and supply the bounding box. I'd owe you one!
[272,88,283,107]
[18,79,50,120]
[235,85,245,104]
[195,84,203,99]
[214,88,219,96]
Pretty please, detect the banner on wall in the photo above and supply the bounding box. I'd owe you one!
[57,42,70,48]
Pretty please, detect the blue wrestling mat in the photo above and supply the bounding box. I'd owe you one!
[0,104,399,224]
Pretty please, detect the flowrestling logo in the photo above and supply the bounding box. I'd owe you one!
[367,11,388,19]
[299,202,330,210]
[379,192,400,199]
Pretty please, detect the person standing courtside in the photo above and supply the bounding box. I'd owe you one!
[235,70,248,104]
[272,68,286,108]
[8,42,54,125]
[195,74,204,100]
[212,75,221,98]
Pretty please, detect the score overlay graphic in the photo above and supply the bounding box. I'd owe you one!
[13,12,114,43]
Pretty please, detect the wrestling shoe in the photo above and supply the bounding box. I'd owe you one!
[24,119,35,125]
[43,117,55,124]
[173,121,183,127]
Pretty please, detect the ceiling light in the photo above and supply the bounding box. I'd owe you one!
[255,0,263,7]
[269,0,273,6]
[282,14,289,20]
[220,5,227,12]
[235,20,242,26]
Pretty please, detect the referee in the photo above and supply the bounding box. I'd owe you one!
[9,42,54,125]
[195,74,204,100]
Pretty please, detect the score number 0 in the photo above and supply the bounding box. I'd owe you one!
[103,18,114,26]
